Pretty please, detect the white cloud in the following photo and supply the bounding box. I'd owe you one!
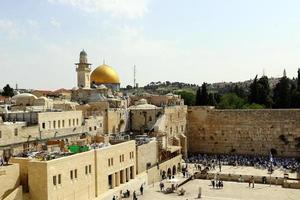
[48,0,149,19]
[0,19,24,39]
[50,17,61,28]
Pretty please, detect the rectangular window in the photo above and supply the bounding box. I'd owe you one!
[42,122,45,129]
[89,127,92,131]
[53,176,57,186]
[69,119,71,126]
[85,166,88,174]
[58,174,61,184]
[122,154,124,162]
[74,169,77,178]
[73,119,75,126]
[0,130,2,138]
[70,170,73,180]
[53,121,56,129]
[58,120,61,128]
[120,155,122,162]
[111,158,113,166]
[108,159,110,167]
[14,128,18,136]
[100,123,102,127]
[76,118,79,125]
[89,165,91,173]
[94,126,97,130]
[62,120,65,128]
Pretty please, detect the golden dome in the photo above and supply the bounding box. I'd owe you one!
[90,64,120,84]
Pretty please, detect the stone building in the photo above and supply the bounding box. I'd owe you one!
[10,140,136,200]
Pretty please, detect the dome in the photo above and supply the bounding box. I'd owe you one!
[12,93,37,100]
[90,64,120,84]
[80,50,87,56]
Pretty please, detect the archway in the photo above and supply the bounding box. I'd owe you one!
[162,170,166,179]
[172,165,176,175]
[167,168,172,178]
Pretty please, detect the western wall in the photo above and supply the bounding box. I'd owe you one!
[187,107,300,157]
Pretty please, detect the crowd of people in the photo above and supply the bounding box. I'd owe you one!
[186,153,300,172]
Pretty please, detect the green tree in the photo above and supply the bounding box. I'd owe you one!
[175,91,195,106]
[249,75,272,107]
[2,84,14,97]
[291,68,300,108]
[273,71,291,108]
[249,75,258,103]
[208,93,217,106]
[195,87,201,106]
[256,76,272,107]
[217,93,247,109]
[198,82,209,105]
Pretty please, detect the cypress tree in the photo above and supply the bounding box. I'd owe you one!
[273,70,291,108]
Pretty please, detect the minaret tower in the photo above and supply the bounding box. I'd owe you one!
[75,50,91,89]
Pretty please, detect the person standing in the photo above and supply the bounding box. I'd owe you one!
[198,186,202,198]
[112,195,116,200]
[133,191,137,200]
[140,184,144,195]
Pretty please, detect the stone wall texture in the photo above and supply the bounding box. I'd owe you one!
[187,107,300,157]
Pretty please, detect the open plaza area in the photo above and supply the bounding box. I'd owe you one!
[139,179,300,200]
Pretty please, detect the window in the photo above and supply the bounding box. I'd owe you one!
[85,166,88,174]
[149,116,152,121]
[119,155,122,162]
[70,170,73,180]
[14,128,18,136]
[108,159,111,167]
[58,120,61,128]
[53,121,56,129]
[89,165,91,173]
[94,126,97,130]
[100,123,102,127]
[53,176,57,185]
[122,154,124,162]
[89,127,92,131]
[73,119,75,126]
[74,169,77,178]
[0,130,2,138]
[62,120,65,128]
[42,123,45,129]
[69,119,71,126]
[58,174,61,184]
[76,118,79,125]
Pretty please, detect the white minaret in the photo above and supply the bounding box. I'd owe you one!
[76,50,91,89]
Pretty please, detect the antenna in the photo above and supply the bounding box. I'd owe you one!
[134,65,136,88]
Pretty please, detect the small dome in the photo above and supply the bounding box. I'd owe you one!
[12,93,37,100]
[98,84,108,90]
[90,64,120,84]
[137,98,147,105]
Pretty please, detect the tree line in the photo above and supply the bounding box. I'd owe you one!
[177,68,300,109]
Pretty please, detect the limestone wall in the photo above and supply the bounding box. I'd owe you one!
[0,164,20,199]
[187,107,300,157]
[2,186,22,200]
[136,140,158,174]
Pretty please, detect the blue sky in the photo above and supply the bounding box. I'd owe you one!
[1,0,300,89]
